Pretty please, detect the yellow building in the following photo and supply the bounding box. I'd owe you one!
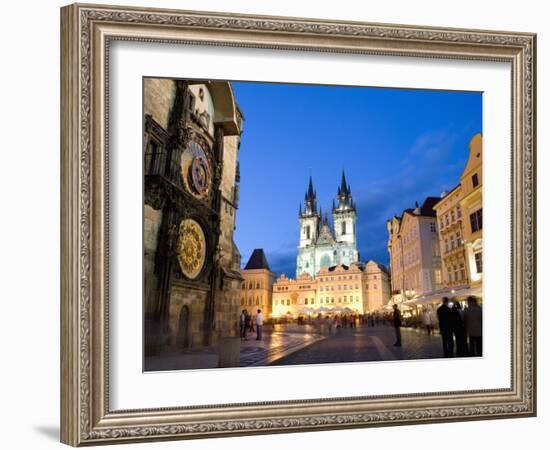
[271,262,390,317]
[364,260,392,311]
[432,133,482,290]
[386,197,443,301]
[460,133,483,288]
[240,249,276,317]
[433,185,468,287]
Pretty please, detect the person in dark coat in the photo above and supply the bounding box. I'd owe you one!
[244,311,252,339]
[392,304,402,347]
[451,301,469,357]
[437,297,454,357]
[239,309,247,341]
[464,296,483,356]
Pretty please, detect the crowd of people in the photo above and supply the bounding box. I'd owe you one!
[239,309,263,341]
[436,296,482,357]
[391,296,482,356]
[239,296,482,358]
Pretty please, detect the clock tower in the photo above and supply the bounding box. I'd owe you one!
[143,79,244,354]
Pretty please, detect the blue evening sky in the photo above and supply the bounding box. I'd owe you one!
[231,81,482,277]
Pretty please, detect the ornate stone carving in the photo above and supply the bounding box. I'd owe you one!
[177,219,207,279]
[71,5,536,443]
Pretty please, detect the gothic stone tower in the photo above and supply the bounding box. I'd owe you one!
[143,79,243,354]
[333,171,357,247]
[296,173,359,278]
[296,176,320,277]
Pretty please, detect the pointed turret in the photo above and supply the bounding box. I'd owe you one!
[340,170,348,195]
[301,175,319,217]
[333,170,355,212]
[307,175,315,200]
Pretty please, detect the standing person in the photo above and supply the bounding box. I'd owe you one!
[451,301,468,356]
[464,297,483,356]
[239,309,247,341]
[255,309,263,340]
[392,304,402,347]
[422,308,434,335]
[437,297,454,357]
[244,311,252,340]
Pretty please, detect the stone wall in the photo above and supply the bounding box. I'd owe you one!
[168,284,208,349]
[143,78,174,130]
[143,79,244,352]
[144,205,161,318]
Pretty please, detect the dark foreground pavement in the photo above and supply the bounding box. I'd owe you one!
[270,324,445,366]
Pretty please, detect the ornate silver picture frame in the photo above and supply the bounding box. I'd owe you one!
[60,3,536,446]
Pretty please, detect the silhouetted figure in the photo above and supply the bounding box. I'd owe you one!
[437,297,454,357]
[244,312,252,340]
[464,297,483,356]
[392,304,402,347]
[451,302,469,357]
[239,309,247,340]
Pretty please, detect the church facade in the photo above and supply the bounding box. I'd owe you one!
[296,173,359,278]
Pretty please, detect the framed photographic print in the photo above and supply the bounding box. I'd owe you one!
[60,3,537,446]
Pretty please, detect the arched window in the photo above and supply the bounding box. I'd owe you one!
[342,221,347,234]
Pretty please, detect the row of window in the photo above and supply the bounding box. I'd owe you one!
[242,281,264,290]
[320,284,360,292]
[319,275,360,282]
[241,297,265,306]
[275,296,361,306]
[444,231,463,253]
[320,296,360,304]
[440,206,463,230]
[447,263,466,283]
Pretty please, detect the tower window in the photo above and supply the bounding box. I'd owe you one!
[305,225,310,239]
[342,221,347,234]
[472,173,479,188]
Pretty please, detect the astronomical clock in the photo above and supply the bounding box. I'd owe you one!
[177,218,207,280]
[174,134,217,281]
[143,79,242,349]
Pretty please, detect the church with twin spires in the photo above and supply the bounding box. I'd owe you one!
[296,172,360,278]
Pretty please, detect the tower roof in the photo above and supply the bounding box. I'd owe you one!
[307,175,315,200]
[340,170,348,195]
[334,170,355,213]
[244,248,271,271]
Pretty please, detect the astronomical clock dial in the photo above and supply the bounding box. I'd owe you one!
[177,219,206,279]
[181,140,212,199]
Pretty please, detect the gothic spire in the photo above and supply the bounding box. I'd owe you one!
[340,170,348,195]
[334,170,355,213]
[302,175,318,216]
[307,175,315,200]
